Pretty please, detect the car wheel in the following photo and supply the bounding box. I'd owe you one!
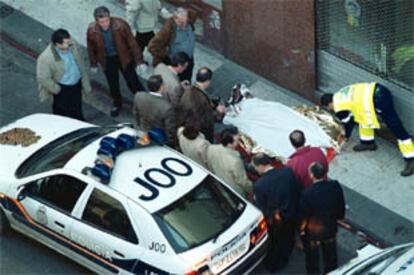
[0,208,10,235]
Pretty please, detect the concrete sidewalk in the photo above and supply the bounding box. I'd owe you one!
[1,0,412,246]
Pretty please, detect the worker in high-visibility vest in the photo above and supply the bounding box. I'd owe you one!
[320,82,414,177]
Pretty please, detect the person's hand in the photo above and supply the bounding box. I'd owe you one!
[135,63,148,76]
[90,67,98,74]
[216,104,226,114]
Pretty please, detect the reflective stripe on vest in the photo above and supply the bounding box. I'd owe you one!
[333,82,380,129]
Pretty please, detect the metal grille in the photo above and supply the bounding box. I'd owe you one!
[316,0,414,90]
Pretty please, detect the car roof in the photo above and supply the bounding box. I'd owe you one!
[65,127,209,214]
[0,114,209,214]
[0,114,93,179]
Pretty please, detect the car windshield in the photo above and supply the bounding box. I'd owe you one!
[352,244,414,275]
[16,127,116,178]
[153,175,246,253]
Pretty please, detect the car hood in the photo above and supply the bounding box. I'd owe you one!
[0,114,92,178]
[385,245,414,274]
[330,243,414,274]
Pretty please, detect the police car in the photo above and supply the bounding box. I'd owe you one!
[330,242,414,274]
[0,114,269,274]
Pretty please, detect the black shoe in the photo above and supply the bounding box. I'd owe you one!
[401,159,414,177]
[110,106,121,117]
[353,143,378,152]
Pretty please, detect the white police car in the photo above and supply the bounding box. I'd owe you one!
[330,242,414,274]
[0,114,269,274]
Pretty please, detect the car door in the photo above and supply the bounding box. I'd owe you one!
[18,173,87,239]
[70,186,144,274]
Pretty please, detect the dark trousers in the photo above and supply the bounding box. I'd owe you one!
[104,55,145,108]
[53,80,84,121]
[303,236,338,274]
[178,57,194,82]
[135,31,154,52]
[264,220,296,272]
[373,84,410,142]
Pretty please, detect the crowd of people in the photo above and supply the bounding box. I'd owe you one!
[35,1,413,274]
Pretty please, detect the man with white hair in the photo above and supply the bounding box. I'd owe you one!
[148,7,198,81]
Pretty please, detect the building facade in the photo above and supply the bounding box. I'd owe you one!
[166,0,413,134]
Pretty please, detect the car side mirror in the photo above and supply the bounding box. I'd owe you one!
[16,184,29,201]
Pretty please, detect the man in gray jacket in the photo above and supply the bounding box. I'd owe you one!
[153,51,189,107]
[36,29,91,120]
[133,75,177,147]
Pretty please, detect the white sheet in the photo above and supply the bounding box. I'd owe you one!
[223,98,332,159]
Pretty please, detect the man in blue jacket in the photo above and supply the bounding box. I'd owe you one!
[252,153,300,272]
[299,161,345,274]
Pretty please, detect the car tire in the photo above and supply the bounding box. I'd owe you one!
[0,208,10,235]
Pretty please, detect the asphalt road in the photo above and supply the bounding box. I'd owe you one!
[0,33,369,275]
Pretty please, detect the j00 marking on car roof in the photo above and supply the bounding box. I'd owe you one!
[134,157,193,201]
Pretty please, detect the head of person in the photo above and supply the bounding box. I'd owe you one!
[308,161,326,182]
[252,153,273,175]
[94,6,111,31]
[173,7,188,29]
[182,117,201,140]
[196,67,213,89]
[170,52,190,74]
[289,129,306,149]
[320,93,334,111]
[52,29,72,51]
[220,126,239,149]
[147,75,163,93]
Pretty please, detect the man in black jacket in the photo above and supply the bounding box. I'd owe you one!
[252,154,300,272]
[299,161,345,274]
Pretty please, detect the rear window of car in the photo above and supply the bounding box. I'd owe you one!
[16,127,116,178]
[153,175,246,253]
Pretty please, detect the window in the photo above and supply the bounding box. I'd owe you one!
[16,127,116,178]
[82,189,138,244]
[26,175,87,213]
[316,0,414,89]
[154,175,246,253]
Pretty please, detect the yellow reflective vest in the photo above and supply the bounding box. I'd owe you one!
[333,82,380,129]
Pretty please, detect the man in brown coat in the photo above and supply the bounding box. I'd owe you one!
[87,6,146,117]
[179,67,225,143]
[133,75,177,147]
[148,7,197,81]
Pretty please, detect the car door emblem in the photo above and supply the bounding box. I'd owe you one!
[36,206,48,225]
